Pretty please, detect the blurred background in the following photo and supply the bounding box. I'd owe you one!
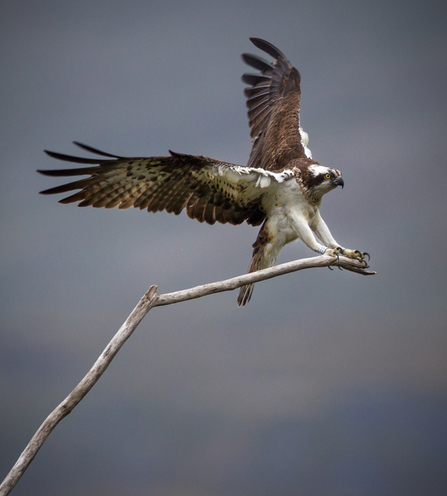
[1,1,446,495]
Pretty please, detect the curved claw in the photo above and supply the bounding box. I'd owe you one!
[355,250,371,262]
[325,247,340,260]
[342,248,371,262]
[328,266,334,271]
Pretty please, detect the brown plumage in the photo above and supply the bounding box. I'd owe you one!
[38,38,367,306]
[39,145,267,227]
[236,221,270,306]
[242,38,309,171]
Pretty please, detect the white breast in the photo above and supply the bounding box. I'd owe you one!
[261,177,305,213]
[262,178,319,243]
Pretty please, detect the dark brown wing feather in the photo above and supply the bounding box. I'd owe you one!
[38,142,266,226]
[242,38,307,171]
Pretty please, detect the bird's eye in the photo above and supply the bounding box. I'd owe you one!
[325,173,331,179]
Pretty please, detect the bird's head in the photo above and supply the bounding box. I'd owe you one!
[301,164,344,204]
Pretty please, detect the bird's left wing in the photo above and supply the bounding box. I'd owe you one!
[241,38,311,171]
[38,142,291,226]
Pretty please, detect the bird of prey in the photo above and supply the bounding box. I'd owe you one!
[38,38,369,306]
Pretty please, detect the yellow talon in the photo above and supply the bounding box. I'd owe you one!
[325,247,341,258]
[341,248,370,262]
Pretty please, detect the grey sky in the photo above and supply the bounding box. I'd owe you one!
[1,1,447,495]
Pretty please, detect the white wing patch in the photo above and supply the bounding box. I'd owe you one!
[186,163,296,205]
[204,163,293,190]
[255,175,272,188]
[299,126,312,159]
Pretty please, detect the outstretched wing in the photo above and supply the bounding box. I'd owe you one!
[242,38,312,171]
[38,142,291,226]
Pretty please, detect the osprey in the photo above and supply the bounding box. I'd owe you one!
[38,38,369,306]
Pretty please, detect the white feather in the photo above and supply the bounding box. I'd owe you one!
[255,175,271,188]
[299,126,312,159]
[309,164,330,177]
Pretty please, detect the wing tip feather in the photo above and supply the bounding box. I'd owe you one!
[248,37,287,61]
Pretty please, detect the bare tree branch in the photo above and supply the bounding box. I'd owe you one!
[0,255,374,495]
[156,254,374,305]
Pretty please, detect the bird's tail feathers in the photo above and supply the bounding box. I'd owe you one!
[237,226,269,306]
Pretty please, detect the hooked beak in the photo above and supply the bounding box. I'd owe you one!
[333,177,344,189]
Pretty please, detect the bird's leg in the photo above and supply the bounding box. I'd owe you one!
[312,213,370,264]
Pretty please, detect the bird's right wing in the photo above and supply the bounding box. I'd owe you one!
[38,142,292,226]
